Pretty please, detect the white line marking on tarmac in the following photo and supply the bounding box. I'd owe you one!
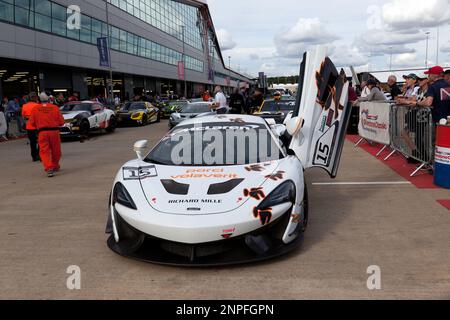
[312,182,412,186]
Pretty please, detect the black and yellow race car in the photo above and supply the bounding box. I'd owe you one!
[253,99,296,124]
[117,101,160,126]
[161,100,188,118]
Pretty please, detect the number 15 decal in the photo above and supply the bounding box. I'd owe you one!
[315,142,330,165]
[313,123,338,167]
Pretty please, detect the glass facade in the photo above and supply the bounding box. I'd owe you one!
[108,0,204,51]
[0,0,204,72]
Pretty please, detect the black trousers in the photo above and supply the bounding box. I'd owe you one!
[27,129,39,161]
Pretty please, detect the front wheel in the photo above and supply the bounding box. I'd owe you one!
[141,114,148,126]
[155,111,161,123]
[106,116,117,133]
[79,120,90,138]
[301,184,309,232]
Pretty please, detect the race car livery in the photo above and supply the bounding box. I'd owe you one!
[253,99,296,124]
[60,101,116,137]
[117,101,160,126]
[106,46,352,266]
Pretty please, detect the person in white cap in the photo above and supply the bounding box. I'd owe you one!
[28,92,65,177]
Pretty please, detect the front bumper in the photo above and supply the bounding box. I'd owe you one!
[117,113,145,125]
[107,204,302,267]
[60,125,81,136]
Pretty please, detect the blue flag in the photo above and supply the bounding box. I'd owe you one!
[97,37,110,67]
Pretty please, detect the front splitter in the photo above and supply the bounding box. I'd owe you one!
[107,234,303,268]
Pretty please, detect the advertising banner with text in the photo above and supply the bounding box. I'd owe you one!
[358,102,391,145]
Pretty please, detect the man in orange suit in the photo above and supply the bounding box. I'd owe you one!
[22,92,40,162]
[29,92,65,177]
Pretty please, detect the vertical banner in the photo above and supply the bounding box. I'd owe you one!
[178,61,185,81]
[208,68,214,82]
[97,37,110,67]
[258,72,265,88]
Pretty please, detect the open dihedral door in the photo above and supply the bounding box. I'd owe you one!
[289,46,351,178]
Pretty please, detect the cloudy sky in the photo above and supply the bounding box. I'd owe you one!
[208,0,450,77]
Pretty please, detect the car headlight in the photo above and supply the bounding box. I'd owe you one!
[257,181,296,210]
[171,113,180,120]
[113,182,137,210]
[131,112,143,120]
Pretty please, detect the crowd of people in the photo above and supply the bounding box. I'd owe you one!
[352,65,450,170]
[353,66,450,124]
[0,91,65,177]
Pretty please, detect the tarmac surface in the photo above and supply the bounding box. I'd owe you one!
[0,120,449,299]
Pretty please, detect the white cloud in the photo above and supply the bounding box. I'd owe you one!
[330,45,369,67]
[216,29,236,51]
[441,42,450,52]
[355,30,423,56]
[275,18,338,58]
[382,0,450,31]
[226,46,277,61]
[390,52,427,68]
[279,18,338,44]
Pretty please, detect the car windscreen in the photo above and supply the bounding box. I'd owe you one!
[123,102,146,111]
[61,103,91,112]
[169,101,188,107]
[261,100,296,112]
[180,103,210,114]
[145,122,283,166]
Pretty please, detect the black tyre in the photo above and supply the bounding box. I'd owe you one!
[141,114,148,126]
[156,110,161,123]
[301,184,309,232]
[79,120,90,137]
[106,116,117,133]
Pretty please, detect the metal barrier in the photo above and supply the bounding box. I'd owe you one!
[384,105,435,176]
[5,112,25,138]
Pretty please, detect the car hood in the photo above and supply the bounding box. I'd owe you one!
[138,162,281,215]
[62,110,89,120]
[172,112,205,119]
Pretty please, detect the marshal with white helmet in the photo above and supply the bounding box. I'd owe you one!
[106,47,352,266]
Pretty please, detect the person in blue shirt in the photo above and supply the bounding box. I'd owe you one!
[418,66,450,123]
[5,97,24,135]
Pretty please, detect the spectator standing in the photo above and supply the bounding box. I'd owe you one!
[29,93,65,177]
[68,92,79,102]
[388,75,402,98]
[6,97,23,135]
[360,81,371,98]
[114,95,120,107]
[212,86,227,114]
[250,89,264,114]
[0,107,7,141]
[444,70,450,83]
[202,90,211,102]
[348,85,358,104]
[22,92,41,162]
[1,97,7,112]
[418,66,450,123]
[402,74,420,98]
[55,93,66,107]
[229,88,245,114]
[357,79,388,102]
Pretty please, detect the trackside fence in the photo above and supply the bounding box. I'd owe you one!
[355,102,435,177]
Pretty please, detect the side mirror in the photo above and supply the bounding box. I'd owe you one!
[286,117,303,136]
[272,124,287,137]
[133,140,148,160]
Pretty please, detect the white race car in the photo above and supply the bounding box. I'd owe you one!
[106,47,352,266]
[60,101,117,137]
